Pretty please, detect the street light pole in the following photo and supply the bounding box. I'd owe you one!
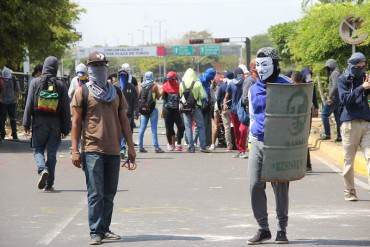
[137,29,144,45]
[144,25,153,44]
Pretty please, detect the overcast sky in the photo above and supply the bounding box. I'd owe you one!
[74,0,304,47]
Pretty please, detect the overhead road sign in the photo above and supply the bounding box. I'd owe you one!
[200,45,221,56]
[77,46,158,58]
[172,45,194,56]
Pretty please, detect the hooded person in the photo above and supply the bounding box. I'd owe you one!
[137,71,163,153]
[223,67,248,158]
[179,68,209,153]
[337,52,370,202]
[161,71,184,151]
[68,63,88,99]
[247,47,291,245]
[197,67,216,147]
[121,63,138,92]
[23,56,71,192]
[0,66,20,140]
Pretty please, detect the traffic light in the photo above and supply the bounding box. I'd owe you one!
[214,38,230,43]
[189,39,204,44]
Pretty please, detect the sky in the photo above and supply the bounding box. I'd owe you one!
[73,0,304,47]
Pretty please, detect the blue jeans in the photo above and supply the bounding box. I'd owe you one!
[120,117,134,153]
[138,108,159,149]
[33,127,61,187]
[83,152,120,236]
[182,108,206,149]
[321,103,342,138]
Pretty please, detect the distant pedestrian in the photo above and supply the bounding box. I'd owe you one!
[247,47,291,245]
[121,63,139,94]
[68,63,88,99]
[137,71,164,153]
[338,52,370,202]
[117,67,138,157]
[198,68,216,147]
[210,73,226,150]
[180,68,209,153]
[0,66,20,140]
[321,59,342,142]
[162,71,184,151]
[23,56,71,191]
[224,67,248,159]
[70,51,136,245]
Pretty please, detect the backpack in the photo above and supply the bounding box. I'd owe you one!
[164,93,180,110]
[138,84,155,116]
[81,84,122,121]
[34,77,60,115]
[237,97,249,126]
[179,81,197,113]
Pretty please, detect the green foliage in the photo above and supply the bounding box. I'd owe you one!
[290,2,370,69]
[250,34,273,56]
[268,22,297,66]
[0,0,83,68]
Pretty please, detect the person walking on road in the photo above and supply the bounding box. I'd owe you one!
[70,51,136,245]
[162,71,185,151]
[117,67,138,157]
[338,52,370,202]
[180,68,209,153]
[23,56,71,191]
[0,66,20,140]
[137,71,164,153]
[320,59,342,142]
[247,47,291,245]
[224,67,248,158]
[68,63,88,99]
[121,63,139,94]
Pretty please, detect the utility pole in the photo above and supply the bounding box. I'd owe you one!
[144,25,153,44]
[245,37,251,70]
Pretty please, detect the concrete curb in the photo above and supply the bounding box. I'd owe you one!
[309,134,368,177]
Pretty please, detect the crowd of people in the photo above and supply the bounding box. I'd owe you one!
[0,47,369,245]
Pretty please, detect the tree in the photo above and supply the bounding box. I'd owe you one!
[250,34,274,57]
[180,30,213,44]
[268,22,297,66]
[0,0,83,68]
[290,2,370,68]
[301,0,365,11]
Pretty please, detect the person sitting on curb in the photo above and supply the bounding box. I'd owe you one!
[338,52,370,202]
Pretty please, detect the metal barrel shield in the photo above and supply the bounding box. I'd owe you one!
[262,83,313,182]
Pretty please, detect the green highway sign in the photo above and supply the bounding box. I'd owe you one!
[200,45,221,56]
[172,45,193,56]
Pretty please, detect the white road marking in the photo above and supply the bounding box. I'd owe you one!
[312,155,369,190]
[37,198,86,246]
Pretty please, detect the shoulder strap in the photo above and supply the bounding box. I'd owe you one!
[114,85,123,102]
[82,84,89,121]
[189,80,196,90]
[181,81,188,90]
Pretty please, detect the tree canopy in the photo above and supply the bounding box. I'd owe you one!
[0,0,83,68]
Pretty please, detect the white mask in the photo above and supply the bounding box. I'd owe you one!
[256,57,274,81]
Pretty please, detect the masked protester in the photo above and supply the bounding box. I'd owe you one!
[117,68,138,158]
[121,63,139,94]
[338,52,370,202]
[247,47,291,245]
[70,51,136,245]
[68,63,88,99]
[23,56,71,191]
[224,67,248,159]
[320,59,343,142]
[0,66,20,140]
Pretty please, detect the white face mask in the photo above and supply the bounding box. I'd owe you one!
[256,57,274,81]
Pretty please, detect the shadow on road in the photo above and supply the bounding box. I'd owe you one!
[104,234,204,244]
[292,239,370,246]
[0,139,71,153]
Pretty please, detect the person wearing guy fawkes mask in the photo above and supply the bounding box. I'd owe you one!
[247,47,291,245]
[337,52,370,202]
[70,51,136,245]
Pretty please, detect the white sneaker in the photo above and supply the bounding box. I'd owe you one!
[167,144,175,151]
[209,144,215,151]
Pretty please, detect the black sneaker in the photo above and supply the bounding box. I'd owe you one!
[38,170,49,189]
[275,231,289,244]
[247,229,271,245]
[103,231,121,240]
[335,137,342,142]
[89,234,102,245]
[319,134,330,140]
[139,148,148,153]
[155,147,165,153]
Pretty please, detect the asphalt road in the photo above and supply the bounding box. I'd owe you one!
[0,129,370,247]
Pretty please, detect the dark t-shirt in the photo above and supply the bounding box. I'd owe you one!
[131,76,138,87]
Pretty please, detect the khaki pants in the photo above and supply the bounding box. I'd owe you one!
[221,110,232,149]
[341,120,370,192]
